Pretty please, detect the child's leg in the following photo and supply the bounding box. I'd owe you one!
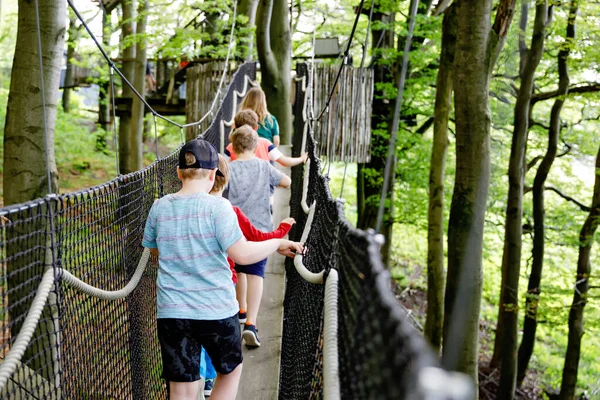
[211,364,243,399]
[246,274,264,326]
[169,381,201,400]
[236,272,247,312]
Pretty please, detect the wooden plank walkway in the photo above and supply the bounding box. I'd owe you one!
[236,146,292,400]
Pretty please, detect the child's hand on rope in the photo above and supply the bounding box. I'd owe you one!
[278,240,303,258]
[281,217,296,226]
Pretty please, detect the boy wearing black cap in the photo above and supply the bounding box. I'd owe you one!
[142,139,302,400]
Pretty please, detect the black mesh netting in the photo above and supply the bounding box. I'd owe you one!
[279,63,439,399]
[0,63,255,399]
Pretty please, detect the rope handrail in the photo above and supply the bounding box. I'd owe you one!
[0,249,152,392]
[293,202,324,284]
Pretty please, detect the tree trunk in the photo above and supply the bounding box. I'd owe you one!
[238,0,259,60]
[99,6,111,132]
[559,142,600,400]
[256,0,292,145]
[130,0,148,169]
[356,7,395,266]
[62,10,77,113]
[425,4,456,354]
[442,0,516,387]
[494,3,548,398]
[3,0,64,205]
[3,0,65,382]
[118,0,137,174]
[517,1,576,387]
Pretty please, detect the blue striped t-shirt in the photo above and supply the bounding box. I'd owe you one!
[142,192,243,320]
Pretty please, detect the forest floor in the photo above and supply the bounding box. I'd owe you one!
[396,283,549,399]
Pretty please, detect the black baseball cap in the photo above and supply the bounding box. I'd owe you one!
[178,139,223,176]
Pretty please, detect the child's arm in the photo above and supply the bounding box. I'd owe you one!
[278,175,291,188]
[276,153,308,167]
[142,203,159,256]
[234,207,294,241]
[268,164,291,189]
[227,237,303,264]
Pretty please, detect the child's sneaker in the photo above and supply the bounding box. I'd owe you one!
[242,324,261,347]
[204,378,215,397]
[238,310,247,324]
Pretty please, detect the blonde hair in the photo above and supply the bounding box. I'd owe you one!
[210,154,230,194]
[179,152,211,180]
[230,125,258,155]
[240,87,269,124]
[234,109,259,129]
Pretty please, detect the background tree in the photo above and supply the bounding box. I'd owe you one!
[442,0,516,386]
[118,0,138,174]
[517,0,578,386]
[130,0,148,169]
[493,2,550,397]
[425,3,456,353]
[3,0,65,382]
[256,0,292,145]
[559,146,600,398]
[3,0,64,204]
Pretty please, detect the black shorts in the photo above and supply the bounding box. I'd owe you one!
[157,315,242,382]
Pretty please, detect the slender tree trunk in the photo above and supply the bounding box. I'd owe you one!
[425,4,456,354]
[99,6,111,132]
[559,142,600,400]
[118,0,137,174]
[238,0,259,60]
[256,0,292,145]
[517,1,576,386]
[62,10,77,113]
[442,0,516,388]
[357,1,434,266]
[3,0,65,382]
[356,8,395,266]
[130,0,147,169]
[495,3,548,397]
[490,1,530,370]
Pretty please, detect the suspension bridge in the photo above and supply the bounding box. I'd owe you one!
[0,0,475,399]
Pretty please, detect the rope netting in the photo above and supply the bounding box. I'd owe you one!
[279,63,469,399]
[0,63,256,399]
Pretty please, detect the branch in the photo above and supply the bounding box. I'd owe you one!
[415,117,434,134]
[432,0,453,16]
[492,0,518,38]
[546,186,591,212]
[531,83,600,103]
[527,155,543,172]
[557,140,572,158]
[530,119,550,130]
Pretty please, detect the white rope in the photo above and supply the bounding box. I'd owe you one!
[293,202,324,284]
[323,268,340,400]
[0,249,151,391]
[301,158,311,214]
[218,74,260,152]
[417,367,474,399]
[0,269,54,390]
[61,248,151,299]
